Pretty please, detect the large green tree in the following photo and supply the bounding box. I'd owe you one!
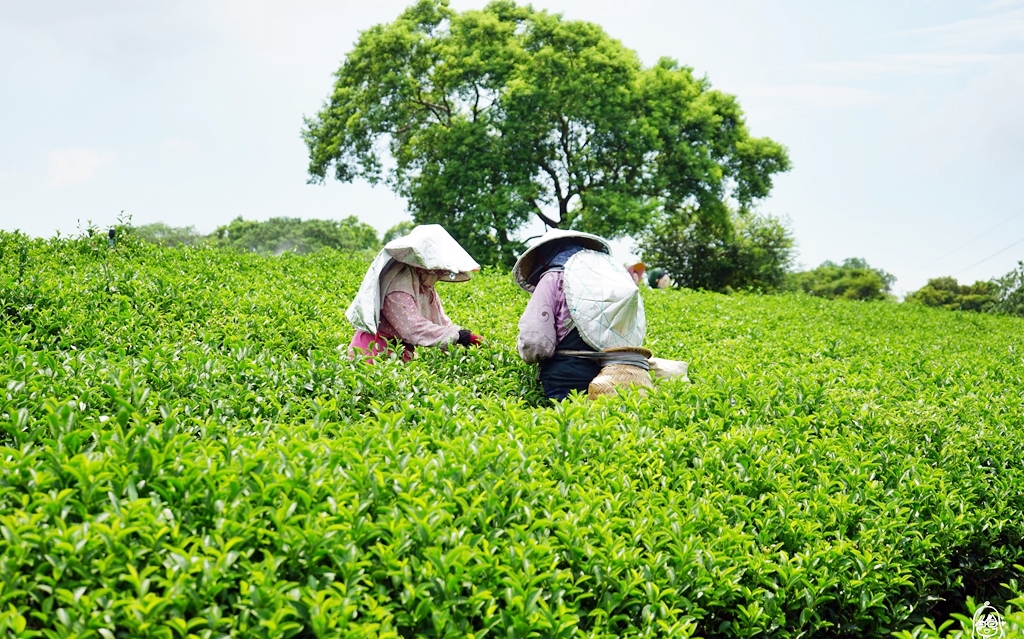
[303,0,789,266]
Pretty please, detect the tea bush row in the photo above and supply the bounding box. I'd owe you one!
[1,231,1023,638]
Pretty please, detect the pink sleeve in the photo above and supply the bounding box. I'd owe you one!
[381,292,462,348]
[517,272,562,363]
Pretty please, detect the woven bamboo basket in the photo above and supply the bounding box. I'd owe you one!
[587,347,654,400]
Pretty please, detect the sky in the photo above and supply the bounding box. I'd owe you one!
[1,0,1023,296]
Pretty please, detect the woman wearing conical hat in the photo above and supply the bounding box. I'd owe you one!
[513,229,648,399]
[347,224,484,361]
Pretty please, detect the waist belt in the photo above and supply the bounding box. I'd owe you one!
[555,350,651,370]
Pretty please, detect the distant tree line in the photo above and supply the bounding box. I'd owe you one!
[905,265,1024,317]
[637,211,1024,318]
[132,214,1024,317]
[635,215,897,301]
[132,216,411,257]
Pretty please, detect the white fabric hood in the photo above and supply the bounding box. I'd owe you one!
[346,225,480,334]
[562,249,646,350]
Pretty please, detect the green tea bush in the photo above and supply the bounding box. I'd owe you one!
[1,231,1023,638]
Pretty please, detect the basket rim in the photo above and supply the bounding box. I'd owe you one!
[600,346,653,358]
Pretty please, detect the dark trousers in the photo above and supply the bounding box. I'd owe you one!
[538,329,602,400]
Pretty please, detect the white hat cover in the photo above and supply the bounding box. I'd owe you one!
[346,224,480,334]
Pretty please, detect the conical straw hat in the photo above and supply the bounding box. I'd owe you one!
[513,229,611,292]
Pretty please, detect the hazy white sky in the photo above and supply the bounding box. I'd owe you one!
[1,0,1022,294]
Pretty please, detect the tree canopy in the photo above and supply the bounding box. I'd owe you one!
[788,258,895,301]
[304,0,790,266]
[992,261,1024,317]
[902,264,1024,317]
[905,277,999,312]
[637,208,795,292]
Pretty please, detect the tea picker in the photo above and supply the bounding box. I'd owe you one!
[346,224,484,362]
[513,230,688,400]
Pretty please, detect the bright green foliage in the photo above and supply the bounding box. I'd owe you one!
[2,230,1024,638]
[788,258,896,301]
[212,216,380,255]
[637,208,794,292]
[994,261,1024,317]
[905,277,999,313]
[303,0,789,266]
[133,223,206,247]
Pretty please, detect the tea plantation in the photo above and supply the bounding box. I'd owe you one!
[1,230,1023,638]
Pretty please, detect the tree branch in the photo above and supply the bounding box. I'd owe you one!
[413,91,451,125]
[529,198,561,228]
[537,159,564,202]
[442,94,455,123]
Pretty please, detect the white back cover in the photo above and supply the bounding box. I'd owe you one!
[563,250,646,350]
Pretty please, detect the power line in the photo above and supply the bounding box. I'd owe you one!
[955,234,1024,276]
[904,206,1024,278]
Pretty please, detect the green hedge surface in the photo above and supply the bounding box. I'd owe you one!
[1,231,1022,638]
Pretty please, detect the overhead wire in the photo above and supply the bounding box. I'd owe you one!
[902,206,1024,279]
[954,233,1024,276]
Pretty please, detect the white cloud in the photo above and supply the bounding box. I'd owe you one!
[47,148,114,187]
[901,6,1024,48]
[810,52,1023,75]
[809,3,1024,77]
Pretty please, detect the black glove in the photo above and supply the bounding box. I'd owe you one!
[457,330,483,347]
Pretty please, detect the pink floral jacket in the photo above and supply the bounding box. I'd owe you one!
[517,271,574,363]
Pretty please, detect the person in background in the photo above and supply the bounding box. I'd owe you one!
[648,268,672,289]
[626,262,646,285]
[514,230,646,399]
[347,224,483,361]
